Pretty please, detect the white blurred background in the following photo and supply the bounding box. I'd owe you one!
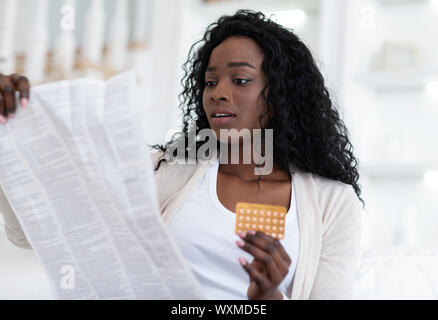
[0,0,437,299]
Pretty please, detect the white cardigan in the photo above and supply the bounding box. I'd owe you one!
[0,152,363,300]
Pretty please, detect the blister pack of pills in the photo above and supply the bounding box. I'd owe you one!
[235,202,287,240]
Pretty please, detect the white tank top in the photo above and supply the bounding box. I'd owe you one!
[169,162,300,299]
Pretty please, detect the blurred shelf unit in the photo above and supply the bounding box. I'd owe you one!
[356,0,435,92]
[356,68,438,92]
[11,41,148,84]
[359,162,438,179]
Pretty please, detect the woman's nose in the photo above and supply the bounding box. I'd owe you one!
[210,82,230,102]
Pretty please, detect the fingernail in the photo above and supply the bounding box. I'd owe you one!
[236,240,245,248]
[237,231,247,239]
[248,230,256,235]
[238,258,247,266]
[8,113,15,119]
[20,98,28,109]
[0,116,7,125]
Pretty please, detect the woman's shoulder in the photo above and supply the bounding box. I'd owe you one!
[295,170,362,217]
[293,168,351,195]
[150,151,206,207]
[150,151,202,182]
[311,172,354,196]
[293,171,363,241]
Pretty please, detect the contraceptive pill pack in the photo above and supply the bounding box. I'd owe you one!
[235,202,287,240]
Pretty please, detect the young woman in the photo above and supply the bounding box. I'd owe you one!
[0,10,364,300]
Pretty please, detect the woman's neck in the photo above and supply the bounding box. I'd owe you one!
[217,143,289,182]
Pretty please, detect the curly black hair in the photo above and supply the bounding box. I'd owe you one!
[153,9,365,208]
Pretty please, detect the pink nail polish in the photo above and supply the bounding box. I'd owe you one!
[236,240,245,248]
[0,116,6,125]
[238,231,247,239]
[20,98,28,109]
[8,113,15,119]
[238,258,247,266]
[248,230,256,235]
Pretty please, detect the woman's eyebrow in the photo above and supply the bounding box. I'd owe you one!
[206,62,256,72]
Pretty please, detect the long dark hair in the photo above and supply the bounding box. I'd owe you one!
[153,9,365,208]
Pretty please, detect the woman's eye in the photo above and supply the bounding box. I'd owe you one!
[234,79,251,85]
[205,81,216,87]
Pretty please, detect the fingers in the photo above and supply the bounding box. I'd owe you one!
[0,73,30,125]
[252,231,292,270]
[0,76,15,122]
[236,235,283,284]
[0,90,5,124]
[236,230,292,284]
[9,74,30,109]
[239,258,270,292]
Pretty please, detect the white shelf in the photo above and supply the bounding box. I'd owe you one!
[356,68,438,92]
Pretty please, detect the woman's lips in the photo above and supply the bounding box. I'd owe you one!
[210,108,238,127]
[210,114,237,126]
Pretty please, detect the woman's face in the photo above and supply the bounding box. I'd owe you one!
[202,36,269,141]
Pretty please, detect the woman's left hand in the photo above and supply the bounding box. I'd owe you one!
[236,230,292,300]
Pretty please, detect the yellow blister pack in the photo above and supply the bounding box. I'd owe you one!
[235,202,287,240]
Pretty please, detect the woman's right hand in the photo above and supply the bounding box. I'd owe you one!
[0,73,30,125]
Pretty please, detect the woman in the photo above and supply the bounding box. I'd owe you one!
[0,10,364,300]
